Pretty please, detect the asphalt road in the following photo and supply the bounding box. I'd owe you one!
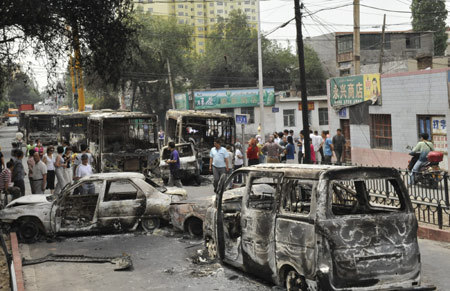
[1,125,450,290]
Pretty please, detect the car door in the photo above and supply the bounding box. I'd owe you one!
[240,171,283,279]
[97,179,146,231]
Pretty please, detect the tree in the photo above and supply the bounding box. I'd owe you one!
[193,10,327,94]
[0,0,137,99]
[7,72,41,106]
[411,0,448,56]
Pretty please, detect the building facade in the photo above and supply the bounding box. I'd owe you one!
[134,0,258,54]
[327,68,450,170]
[305,31,434,78]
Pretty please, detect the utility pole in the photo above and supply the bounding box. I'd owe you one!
[257,0,265,143]
[378,14,386,74]
[353,0,360,75]
[294,0,311,164]
[167,58,175,109]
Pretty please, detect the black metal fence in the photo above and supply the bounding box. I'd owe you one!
[361,169,450,229]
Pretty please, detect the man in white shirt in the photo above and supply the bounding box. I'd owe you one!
[75,154,94,194]
[311,130,323,164]
[32,152,47,194]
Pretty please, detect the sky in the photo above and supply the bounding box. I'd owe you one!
[29,0,450,91]
[260,0,450,44]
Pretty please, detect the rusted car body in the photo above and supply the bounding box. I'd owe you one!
[0,172,186,242]
[87,111,160,176]
[160,143,201,185]
[169,200,209,236]
[165,110,235,174]
[59,111,92,148]
[204,164,434,291]
[24,112,59,145]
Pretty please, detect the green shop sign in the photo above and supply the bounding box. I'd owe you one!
[194,88,275,110]
[174,92,189,110]
[330,73,381,107]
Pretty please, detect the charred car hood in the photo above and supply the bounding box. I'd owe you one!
[6,194,53,208]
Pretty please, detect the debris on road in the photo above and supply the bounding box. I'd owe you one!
[22,253,133,271]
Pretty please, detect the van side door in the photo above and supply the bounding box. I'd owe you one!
[276,178,317,281]
[240,171,283,279]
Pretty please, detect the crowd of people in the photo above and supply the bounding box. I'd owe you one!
[0,139,95,200]
[206,128,347,191]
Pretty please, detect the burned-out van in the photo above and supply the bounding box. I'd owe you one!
[204,164,434,291]
[165,110,235,174]
[59,111,92,148]
[87,111,160,176]
[159,143,201,185]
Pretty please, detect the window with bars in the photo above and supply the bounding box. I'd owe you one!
[241,107,254,124]
[283,109,295,127]
[370,114,392,149]
[318,108,329,126]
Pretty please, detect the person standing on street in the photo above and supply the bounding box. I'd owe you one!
[34,139,44,159]
[43,147,56,194]
[312,131,323,164]
[165,142,183,188]
[297,131,304,164]
[409,133,434,185]
[158,128,165,149]
[323,131,333,164]
[12,150,25,196]
[332,129,346,165]
[233,142,244,183]
[0,146,4,173]
[75,154,95,194]
[262,135,283,163]
[31,152,47,194]
[285,136,296,164]
[246,138,259,166]
[54,146,68,194]
[27,149,35,193]
[209,139,229,192]
[319,131,326,163]
[0,161,20,200]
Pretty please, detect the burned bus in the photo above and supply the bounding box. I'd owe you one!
[59,111,92,149]
[25,112,59,145]
[87,111,160,176]
[165,110,235,174]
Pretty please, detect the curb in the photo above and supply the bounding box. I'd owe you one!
[418,226,450,243]
[10,233,25,291]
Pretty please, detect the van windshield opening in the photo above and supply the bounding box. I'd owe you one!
[330,178,405,216]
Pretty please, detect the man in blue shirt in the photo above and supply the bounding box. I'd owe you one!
[165,142,182,187]
[209,139,229,192]
[323,131,333,165]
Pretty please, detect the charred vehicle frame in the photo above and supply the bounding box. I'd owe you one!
[59,111,92,148]
[0,172,187,242]
[203,164,435,291]
[160,143,201,185]
[165,110,235,174]
[87,112,160,176]
[24,112,59,145]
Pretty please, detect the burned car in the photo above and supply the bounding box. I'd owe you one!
[165,110,235,174]
[25,112,59,145]
[169,200,209,237]
[160,143,201,185]
[87,111,160,176]
[0,172,186,242]
[204,164,434,291]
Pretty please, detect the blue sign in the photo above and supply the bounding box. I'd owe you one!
[236,114,248,125]
[339,108,347,118]
[272,107,279,113]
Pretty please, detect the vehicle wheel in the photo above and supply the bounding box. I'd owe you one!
[206,237,217,259]
[141,217,160,232]
[186,218,203,237]
[286,270,308,291]
[194,175,202,186]
[162,178,169,186]
[17,218,41,243]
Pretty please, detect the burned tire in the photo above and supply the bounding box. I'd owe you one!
[205,237,217,259]
[17,218,41,243]
[141,217,160,232]
[186,217,203,237]
[194,175,202,186]
[285,270,308,291]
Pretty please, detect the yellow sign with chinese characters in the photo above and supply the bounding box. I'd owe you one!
[330,73,381,107]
